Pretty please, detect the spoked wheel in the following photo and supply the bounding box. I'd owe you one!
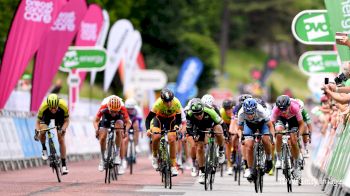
[237,165,241,186]
[164,166,168,189]
[234,166,238,181]
[113,165,118,181]
[275,168,279,182]
[210,169,215,190]
[129,158,133,175]
[167,166,172,189]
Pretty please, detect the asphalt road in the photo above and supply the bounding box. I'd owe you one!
[0,154,325,196]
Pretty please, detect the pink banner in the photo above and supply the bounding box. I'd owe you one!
[74,4,103,87]
[30,0,88,111]
[0,0,65,109]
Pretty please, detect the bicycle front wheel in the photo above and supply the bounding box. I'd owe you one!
[53,163,61,183]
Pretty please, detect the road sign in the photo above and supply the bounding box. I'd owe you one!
[67,72,80,87]
[129,69,167,90]
[292,10,334,45]
[298,51,340,75]
[60,46,107,72]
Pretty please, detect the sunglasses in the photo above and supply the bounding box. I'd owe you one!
[110,110,119,114]
[194,112,203,117]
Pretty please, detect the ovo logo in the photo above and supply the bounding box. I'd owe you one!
[303,14,329,41]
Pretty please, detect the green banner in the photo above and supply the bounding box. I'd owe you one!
[298,51,340,75]
[60,47,107,72]
[324,0,350,61]
[292,10,334,45]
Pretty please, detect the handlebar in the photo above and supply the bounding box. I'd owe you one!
[37,126,57,132]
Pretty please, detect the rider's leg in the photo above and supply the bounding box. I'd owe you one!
[214,125,224,149]
[114,120,124,155]
[57,130,67,163]
[245,139,254,169]
[38,123,48,151]
[225,139,233,168]
[98,128,108,159]
[275,123,285,161]
[133,120,140,146]
[187,135,197,167]
[168,131,177,167]
[196,141,205,171]
[290,132,300,163]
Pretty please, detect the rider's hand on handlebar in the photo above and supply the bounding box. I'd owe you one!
[95,128,100,139]
[146,129,152,138]
[34,129,39,141]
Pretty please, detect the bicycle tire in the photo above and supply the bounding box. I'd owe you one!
[259,168,263,193]
[237,152,242,186]
[220,163,223,177]
[204,148,210,191]
[254,170,259,193]
[54,163,61,183]
[105,138,113,184]
[166,143,172,189]
[283,144,292,192]
[238,164,241,186]
[128,141,134,175]
[253,143,259,193]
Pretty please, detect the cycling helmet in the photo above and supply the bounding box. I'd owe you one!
[276,95,291,110]
[125,98,137,109]
[222,99,234,110]
[239,94,253,103]
[243,98,257,114]
[108,96,122,111]
[47,94,59,109]
[190,101,204,114]
[160,88,174,102]
[201,94,215,106]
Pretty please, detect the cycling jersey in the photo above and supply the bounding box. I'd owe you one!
[271,99,302,122]
[220,108,232,125]
[238,104,270,135]
[152,97,182,118]
[302,109,311,124]
[238,104,270,126]
[186,107,223,141]
[37,99,69,126]
[96,104,130,126]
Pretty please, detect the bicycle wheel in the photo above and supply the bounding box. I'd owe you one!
[53,162,61,183]
[128,141,134,175]
[204,148,210,191]
[236,152,242,186]
[105,139,113,184]
[283,145,292,192]
[259,168,263,193]
[254,169,260,193]
[220,164,223,177]
[165,145,172,189]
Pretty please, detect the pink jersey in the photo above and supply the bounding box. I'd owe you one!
[271,99,302,122]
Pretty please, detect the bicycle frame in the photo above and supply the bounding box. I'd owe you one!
[157,128,172,189]
[202,128,218,191]
[105,120,118,184]
[39,126,62,183]
[127,128,136,174]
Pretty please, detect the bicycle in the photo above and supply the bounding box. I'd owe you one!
[275,130,294,192]
[154,128,176,189]
[104,120,119,184]
[37,126,62,183]
[243,132,271,193]
[231,135,242,186]
[127,128,136,175]
[201,128,220,191]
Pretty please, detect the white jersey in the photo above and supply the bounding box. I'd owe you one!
[238,103,270,126]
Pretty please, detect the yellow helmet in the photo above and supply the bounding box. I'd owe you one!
[47,94,59,109]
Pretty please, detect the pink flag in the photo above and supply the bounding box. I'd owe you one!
[0,0,66,109]
[74,4,103,87]
[30,0,88,111]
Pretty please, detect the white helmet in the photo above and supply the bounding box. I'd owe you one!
[125,98,137,109]
[201,94,215,107]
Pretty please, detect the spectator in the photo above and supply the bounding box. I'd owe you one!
[51,79,63,94]
[17,74,32,91]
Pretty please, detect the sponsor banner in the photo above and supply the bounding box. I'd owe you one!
[292,10,333,45]
[0,0,65,109]
[298,51,340,75]
[13,118,36,158]
[0,117,24,159]
[60,47,107,71]
[74,4,104,87]
[104,19,133,92]
[324,0,350,61]
[91,9,110,85]
[175,57,203,106]
[31,0,88,112]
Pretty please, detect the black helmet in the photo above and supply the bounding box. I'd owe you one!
[190,101,204,114]
[239,94,253,103]
[276,95,291,110]
[160,88,174,102]
[222,99,234,110]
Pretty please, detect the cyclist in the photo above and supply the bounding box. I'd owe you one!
[272,95,304,180]
[93,95,131,172]
[186,100,226,184]
[35,93,70,175]
[184,98,201,177]
[295,99,313,157]
[145,88,183,176]
[238,98,273,181]
[221,99,235,175]
[231,94,253,172]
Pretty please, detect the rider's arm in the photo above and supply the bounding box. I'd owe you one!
[120,107,131,131]
[61,118,69,131]
[267,121,274,136]
[145,111,156,130]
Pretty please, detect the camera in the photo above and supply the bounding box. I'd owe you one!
[334,73,348,85]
